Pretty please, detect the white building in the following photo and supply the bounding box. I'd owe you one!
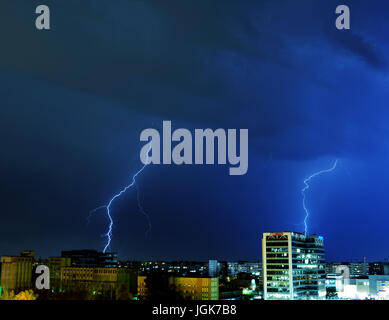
[262,232,326,300]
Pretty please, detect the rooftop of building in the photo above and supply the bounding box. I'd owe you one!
[263,231,324,239]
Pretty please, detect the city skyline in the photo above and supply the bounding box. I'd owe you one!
[3,232,389,301]
[0,229,385,264]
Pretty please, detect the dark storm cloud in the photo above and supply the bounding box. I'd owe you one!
[1,1,258,96]
[2,1,389,260]
[2,0,389,166]
[326,30,385,70]
[3,0,386,144]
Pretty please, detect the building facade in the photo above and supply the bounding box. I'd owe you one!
[208,260,219,277]
[262,232,326,300]
[59,266,134,299]
[369,262,389,275]
[326,262,369,277]
[369,275,389,299]
[0,251,35,294]
[48,257,71,293]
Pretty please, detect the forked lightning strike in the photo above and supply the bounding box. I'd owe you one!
[302,159,338,235]
[90,146,151,253]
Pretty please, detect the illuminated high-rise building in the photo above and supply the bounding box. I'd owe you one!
[262,232,326,300]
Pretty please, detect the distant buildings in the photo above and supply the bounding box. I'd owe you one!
[227,261,261,276]
[139,261,207,276]
[369,275,389,299]
[208,260,219,277]
[325,262,389,299]
[0,251,35,294]
[4,240,389,301]
[326,262,369,277]
[61,250,118,268]
[369,262,389,275]
[262,232,326,300]
[326,275,389,300]
[338,277,370,300]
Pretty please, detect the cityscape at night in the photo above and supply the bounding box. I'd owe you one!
[2,233,389,301]
[2,0,389,316]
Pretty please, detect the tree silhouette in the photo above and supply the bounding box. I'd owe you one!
[0,290,38,300]
[144,271,184,301]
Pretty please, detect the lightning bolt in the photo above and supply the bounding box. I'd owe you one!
[302,159,338,235]
[135,183,151,236]
[90,145,152,253]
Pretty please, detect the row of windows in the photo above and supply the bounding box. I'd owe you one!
[266,270,289,275]
[266,242,288,247]
[266,248,289,253]
[266,264,289,269]
[267,288,289,293]
[267,276,289,281]
[266,252,288,257]
[266,259,289,263]
[292,246,324,253]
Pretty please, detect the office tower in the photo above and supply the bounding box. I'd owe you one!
[262,232,326,300]
[0,251,35,293]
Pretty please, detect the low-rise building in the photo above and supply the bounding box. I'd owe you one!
[60,266,135,299]
[0,251,35,294]
[326,262,369,277]
[369,262,389,275]
[337,278,369,300]
[369,275,389,299]
[48,257,71,293]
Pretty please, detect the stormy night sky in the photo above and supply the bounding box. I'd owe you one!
[1,0,389,262]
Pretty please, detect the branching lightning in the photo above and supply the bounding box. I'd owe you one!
[302,159,338,236]
[90,146,151,253]
[135,183,151,237]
